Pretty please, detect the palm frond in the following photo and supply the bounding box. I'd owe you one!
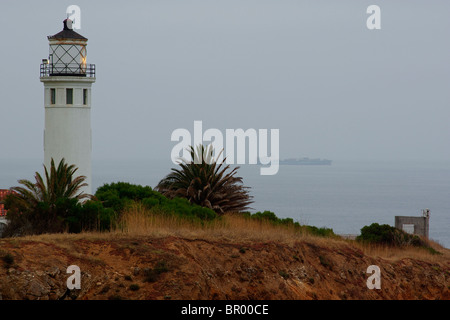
[156,144,253,214]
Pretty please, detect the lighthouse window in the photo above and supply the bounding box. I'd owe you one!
[50,89,56,105]
[83,89,88,105]
[66,88,73,105]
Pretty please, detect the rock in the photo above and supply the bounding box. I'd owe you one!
[46,267,60,278]
[48,293,60,300]
[27,279,49,298]
[45,276,56,288]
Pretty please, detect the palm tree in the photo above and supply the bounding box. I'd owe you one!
[4,158,92,235]
[11,157,91,206]
[156,144,253,214]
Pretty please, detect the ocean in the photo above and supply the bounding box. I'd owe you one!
[1,158,449,248]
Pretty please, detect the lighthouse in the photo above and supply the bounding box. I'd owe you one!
[40,19,96,195]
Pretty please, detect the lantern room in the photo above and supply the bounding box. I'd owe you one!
[40,19,95,77]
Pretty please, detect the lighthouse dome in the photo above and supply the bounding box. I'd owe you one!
[44,19,91,76]
[48,19,87,41]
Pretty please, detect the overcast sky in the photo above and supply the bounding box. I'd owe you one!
[1,0,449,163]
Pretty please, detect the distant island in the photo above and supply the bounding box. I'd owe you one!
[280,158,332,165]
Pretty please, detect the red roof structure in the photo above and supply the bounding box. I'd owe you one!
[0,189,14,216]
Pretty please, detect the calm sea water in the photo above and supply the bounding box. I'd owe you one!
[1,158,449,248]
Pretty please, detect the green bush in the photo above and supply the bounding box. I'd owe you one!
[95,182,155,212]
[356,223,427,247]
[4,196,80,236]
[149,197,216,221]
[305,225,335,237]
[143,268,159,283]
[153,260,169,274]
[279,270,290,279]
[129,284,140,291]
[240,210,335,238]
[3,193,116,237]
[251,210,279,222]
[96,182,217,222]
[65,200,117,233]
[3,180,217,237]
[2,253,14,268]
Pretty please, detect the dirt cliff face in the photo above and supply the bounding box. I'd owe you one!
[0,236,449,300]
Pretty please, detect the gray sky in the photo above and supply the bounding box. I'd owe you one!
[1,0,450,162]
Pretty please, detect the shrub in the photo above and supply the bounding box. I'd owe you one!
[95,182,155,212]
[305,225,335,237]
[425,247,443,255]
[143,261,170,283]
[64,200,117,233]
[251,211,279,222]
[154,260,169,274]
[2,253,14,268]
[129,284,140,291]
[154,197,216,221]
[241,210,335,238]
[357,223,395,244]
[3,196,116,237]
[279,270,290,279]
[356,223,427,247]
[143,268,161,283]
[96,182,217,222]
[319,255,332,269]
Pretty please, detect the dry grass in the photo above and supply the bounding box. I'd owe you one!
[115,204,317,243]
[3,204,449,264]
[353,238,449,263]
[6,205,314,245]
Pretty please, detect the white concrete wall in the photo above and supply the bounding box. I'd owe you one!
[40,76,95,196]
[0,217,7,237]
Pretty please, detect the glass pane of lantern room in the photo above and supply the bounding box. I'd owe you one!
[50,44,83,73]
[66,45,81,62]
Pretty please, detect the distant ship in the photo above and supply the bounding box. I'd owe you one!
[280,157,332,165]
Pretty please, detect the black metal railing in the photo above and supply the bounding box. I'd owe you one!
[40,63,96,77]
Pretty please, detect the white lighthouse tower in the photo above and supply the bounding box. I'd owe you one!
[40,19,96,195]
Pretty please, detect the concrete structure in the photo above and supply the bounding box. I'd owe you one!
[0,217,6,237]
[395,209,430,239]
[40,19,96,195]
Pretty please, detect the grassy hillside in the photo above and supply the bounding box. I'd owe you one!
[1,207,449,300]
